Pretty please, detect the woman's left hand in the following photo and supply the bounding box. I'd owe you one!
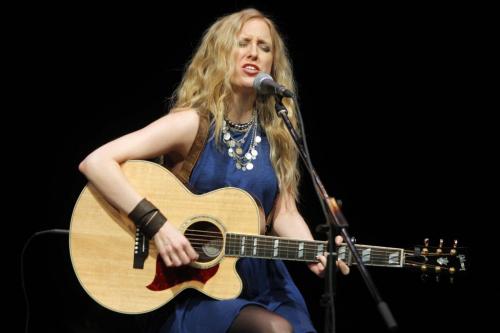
[308,235,350,277]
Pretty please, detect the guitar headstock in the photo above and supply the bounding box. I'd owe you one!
[405,238,468,283]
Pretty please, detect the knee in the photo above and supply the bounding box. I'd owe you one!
[269,315,293,333]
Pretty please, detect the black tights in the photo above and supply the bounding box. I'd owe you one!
[228,305,293,333]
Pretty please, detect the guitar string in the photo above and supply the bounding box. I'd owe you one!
[189,242,403,258]
[186,238,454,258]
[185,242,452,266]
[185,230,328,244]
[183,230,462,254]
[185,236,405,255]
[188,243,405,262]
[186,237,403,255]
[186,230,454,259]
[185,234,327,249]
[184,230,464,252]
[404,260,457,271]
[171,241,454,266]
[186,231,326,247]
[188,245,406,265]
[187,242,447,265]
[186,238,409,258]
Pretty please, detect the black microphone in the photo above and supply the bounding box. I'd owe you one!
[253,72,295,98]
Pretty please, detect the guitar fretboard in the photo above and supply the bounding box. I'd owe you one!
[225,233,404,267]
[225,233,326,262]
[337,244,404,267]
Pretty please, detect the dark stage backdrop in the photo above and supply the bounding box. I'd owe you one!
[15,1,484,332]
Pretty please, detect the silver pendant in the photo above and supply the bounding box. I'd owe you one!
[255,136,262,143]
[246,162,254,170]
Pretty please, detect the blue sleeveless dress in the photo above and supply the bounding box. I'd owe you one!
[159,124,316,333]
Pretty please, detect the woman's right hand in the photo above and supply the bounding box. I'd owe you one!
[153,222,199,267]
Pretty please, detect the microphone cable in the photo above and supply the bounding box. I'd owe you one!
[21,229,69,333]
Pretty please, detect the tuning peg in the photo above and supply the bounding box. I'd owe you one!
[350,236,356,244]
[436,239,443,254]
[449,267,456,284]
[450,239,458,256]
[422,238,429,255]
[434,263,442,283]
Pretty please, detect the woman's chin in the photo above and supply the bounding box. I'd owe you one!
[231,82,256,94]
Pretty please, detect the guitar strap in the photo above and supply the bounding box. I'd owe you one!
[158,110,211,185]
[171,110,211,185]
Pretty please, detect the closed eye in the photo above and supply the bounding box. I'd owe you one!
[238,38,272,52]
[259,42,271,52]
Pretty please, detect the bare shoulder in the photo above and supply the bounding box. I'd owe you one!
[164,107,200,131]
[156,107,202,157]
[150,107,201,143]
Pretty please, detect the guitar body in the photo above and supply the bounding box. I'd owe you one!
[69,160,263,314]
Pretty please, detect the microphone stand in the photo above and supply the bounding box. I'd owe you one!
[274,97,398,332]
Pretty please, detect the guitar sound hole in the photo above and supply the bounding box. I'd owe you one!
[185,221,223,262]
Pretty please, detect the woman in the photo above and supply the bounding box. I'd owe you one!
[79,8,348,333]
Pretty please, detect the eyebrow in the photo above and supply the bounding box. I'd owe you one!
[240,36,272,45]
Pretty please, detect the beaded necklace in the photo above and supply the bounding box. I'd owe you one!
[222,112,261,171]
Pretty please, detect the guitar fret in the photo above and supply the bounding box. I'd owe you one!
[361,248,372,263]
[246,236,253,257]
[226,234,231,255]
[317,243,324,259]
[240,236,246,255]
[338,245,347,262]
[298,242,304,259]
[282,239,289,259]
[388,251,399,264]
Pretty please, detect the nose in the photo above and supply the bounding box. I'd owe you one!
[247,43,258,59]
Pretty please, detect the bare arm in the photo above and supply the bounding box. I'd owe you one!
[272,192,349,277]
[79,109,200,266]
[79,109,199,213]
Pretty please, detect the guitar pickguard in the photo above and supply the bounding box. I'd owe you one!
[147,256,219,291]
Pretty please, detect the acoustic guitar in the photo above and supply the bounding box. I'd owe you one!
[69,160,467,314]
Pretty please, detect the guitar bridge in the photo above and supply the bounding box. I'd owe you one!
[133,227,149,269]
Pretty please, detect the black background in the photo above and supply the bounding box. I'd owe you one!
[15,1,488,332]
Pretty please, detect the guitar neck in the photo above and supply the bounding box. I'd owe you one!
[225,233,405,268]
[337,243,405,268]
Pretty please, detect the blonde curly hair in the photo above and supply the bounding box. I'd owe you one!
[172,8,300,200]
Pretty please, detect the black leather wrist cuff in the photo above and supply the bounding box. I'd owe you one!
[128,198,157,228]
[141,211,167,239]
